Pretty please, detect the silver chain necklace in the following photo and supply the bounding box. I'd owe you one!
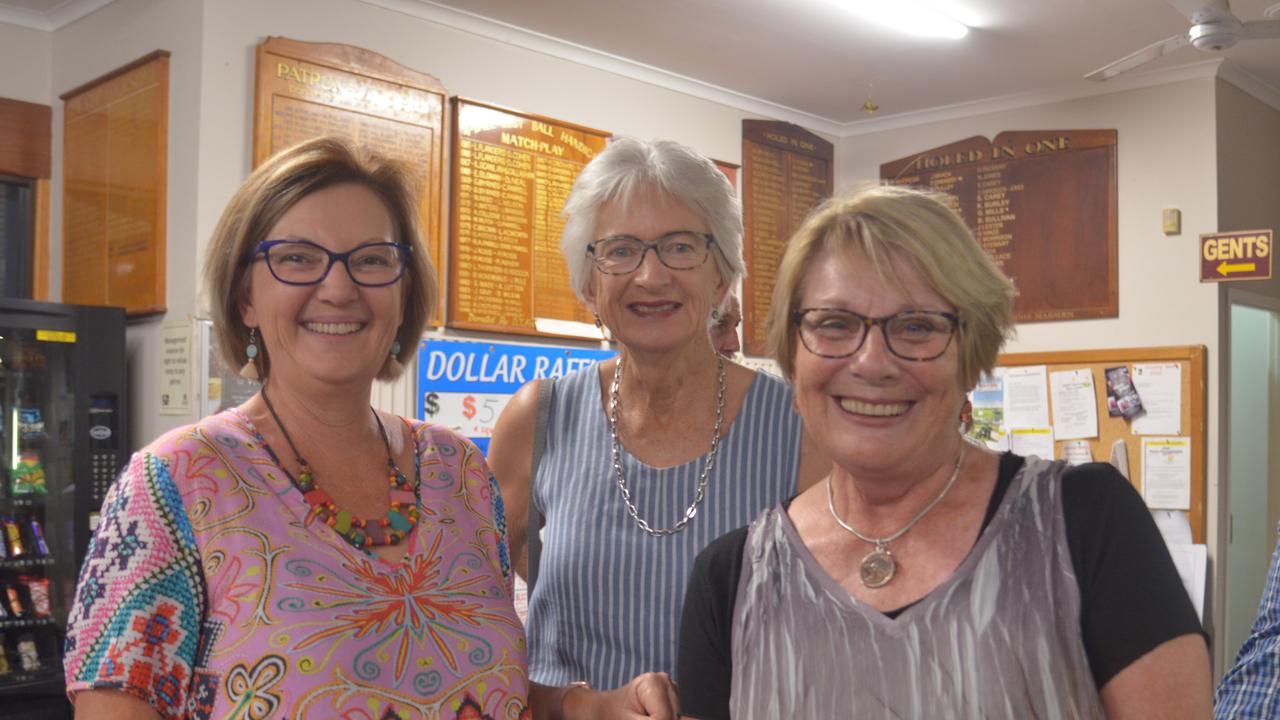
[608,354,726,536]
[826,442,965,588]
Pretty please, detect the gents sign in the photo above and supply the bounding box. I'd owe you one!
[1200,230,1273,282]
[882,130,1118,323]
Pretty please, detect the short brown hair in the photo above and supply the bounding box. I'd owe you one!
[202,136,436,381]
[765,184,1015,389]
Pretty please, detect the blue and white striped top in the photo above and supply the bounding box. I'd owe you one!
[526,363,803,689]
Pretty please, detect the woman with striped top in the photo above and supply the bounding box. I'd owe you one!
[488,137,827,718]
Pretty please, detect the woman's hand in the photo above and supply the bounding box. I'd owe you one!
[562,672,681,720]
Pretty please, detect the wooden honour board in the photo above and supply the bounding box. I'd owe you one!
[253,37,447,321]
[998,345,1207,543]
[742,120,833,356]
[882,130,1118,323]
[447,98,610,337]
[61,51,169,316]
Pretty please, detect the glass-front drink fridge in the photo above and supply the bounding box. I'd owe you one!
[0,298,127,717]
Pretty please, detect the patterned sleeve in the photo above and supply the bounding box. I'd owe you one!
[1215,528,1280,719]
[64,451,206,719]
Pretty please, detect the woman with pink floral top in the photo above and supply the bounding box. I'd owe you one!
[63,137,678,720]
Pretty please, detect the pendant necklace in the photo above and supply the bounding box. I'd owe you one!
[260,385,420,550]
[826,443,965,588]
[608,354,725,537]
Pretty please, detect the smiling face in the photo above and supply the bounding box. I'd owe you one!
[585,190,727,355]
[241,182,405,389]
[792,246,965,479]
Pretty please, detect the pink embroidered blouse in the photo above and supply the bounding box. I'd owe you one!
[64,409,529,720]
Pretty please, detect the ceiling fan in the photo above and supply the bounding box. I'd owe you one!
[1085,0,1280,81]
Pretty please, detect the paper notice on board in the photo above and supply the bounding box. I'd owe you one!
[1061,439,1093,466]
[1003,365,1050,428]
[160,321,192,416]
[1142,437,1192,509]
[1050,368,1098,440]
[1167,544,1207,621]
[1131,363,1182,435]
[1010,427,1054,459]
[968,370,1008,451]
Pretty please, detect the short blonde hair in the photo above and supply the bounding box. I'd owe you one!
[765,184,1015,388]
[202,136,436,381]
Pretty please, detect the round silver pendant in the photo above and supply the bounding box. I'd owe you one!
[860,547,896,588]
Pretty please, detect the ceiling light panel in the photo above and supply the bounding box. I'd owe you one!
[836,0,971,39]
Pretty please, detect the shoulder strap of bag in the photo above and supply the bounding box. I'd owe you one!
[526,377,554,594]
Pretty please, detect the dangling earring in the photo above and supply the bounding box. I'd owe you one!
[240,328,260,380]
[382,339,404,377]
[594,313,603,329]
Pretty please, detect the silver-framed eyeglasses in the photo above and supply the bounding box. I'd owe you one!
[587,232,715,275]
[793,308,961,362]
[254,239,411,287]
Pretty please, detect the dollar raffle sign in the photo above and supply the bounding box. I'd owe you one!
[417,339,615,453]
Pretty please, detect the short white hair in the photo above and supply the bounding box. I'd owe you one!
[560,137,745,301]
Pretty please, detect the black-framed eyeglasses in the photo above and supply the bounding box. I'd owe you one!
[792,308,962,362]
[586,232,715,275]
[254,239,412,287]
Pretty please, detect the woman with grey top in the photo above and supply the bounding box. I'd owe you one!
[677,184,1211,719]
[488,137,827,719]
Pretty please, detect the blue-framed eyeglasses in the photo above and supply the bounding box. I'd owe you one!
[254,239,411,287]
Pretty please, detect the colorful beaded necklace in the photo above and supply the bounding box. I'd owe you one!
[261,385,420,549]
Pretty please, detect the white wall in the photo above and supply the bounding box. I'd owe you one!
[0,22,51,105]
[836,76,1228,656]
[49,0,205,446]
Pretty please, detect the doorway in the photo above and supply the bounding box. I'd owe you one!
[1225,296,1280,662]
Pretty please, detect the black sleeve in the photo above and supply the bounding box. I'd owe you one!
[1062,462,1207,688]
[677,526,749,720]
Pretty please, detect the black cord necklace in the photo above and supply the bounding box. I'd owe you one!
[260,384,420,549]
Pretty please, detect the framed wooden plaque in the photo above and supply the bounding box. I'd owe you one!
[742,120,833,357]
[881,130,1118,322]
[713,159,739,192]
[254,37,447,321]
[61,51,169,316]
[447,98,610,338]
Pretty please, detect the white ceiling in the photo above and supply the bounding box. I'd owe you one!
[4,0,1279,134]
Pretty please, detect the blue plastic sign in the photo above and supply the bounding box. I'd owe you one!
[417,339,615,453]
